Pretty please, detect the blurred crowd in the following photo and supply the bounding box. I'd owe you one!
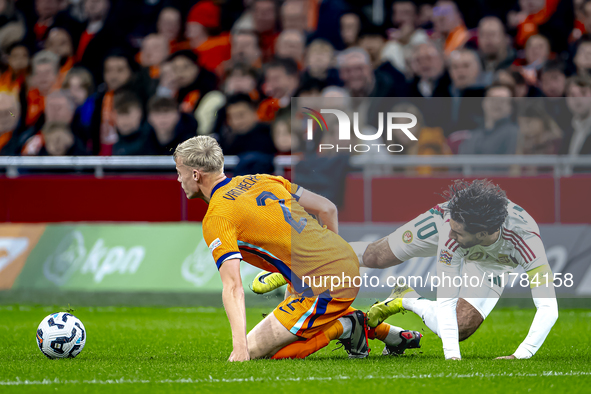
[0,0,590,169]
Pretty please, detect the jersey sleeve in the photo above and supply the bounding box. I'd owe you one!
[202,215,242,269]
[506,229,548,272]
[265,175,304,201]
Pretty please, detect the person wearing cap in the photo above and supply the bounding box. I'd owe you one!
[186,0,231,73]
[167,50,218,114]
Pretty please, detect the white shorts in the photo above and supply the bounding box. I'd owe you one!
[458,262,503,319]
[387,211,503,320]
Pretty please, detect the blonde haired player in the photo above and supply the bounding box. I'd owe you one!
[174,136,415,361]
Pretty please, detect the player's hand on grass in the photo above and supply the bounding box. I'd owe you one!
[229,348,250,362]
[495,355,517,360]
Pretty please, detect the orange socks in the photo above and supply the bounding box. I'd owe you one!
[271,321,343,359]
[368,322,391,341]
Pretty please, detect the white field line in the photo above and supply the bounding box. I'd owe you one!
[1,371,591,385]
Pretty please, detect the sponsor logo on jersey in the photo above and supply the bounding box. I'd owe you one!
[439,250,453,265]
[209,238,222,253]
[467,252,485,260]
[402,230,413,244]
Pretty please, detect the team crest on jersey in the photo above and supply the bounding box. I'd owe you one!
[467,252,484,260]
[439,250,453,265]
[209,238,222,253]
[402,230,413,244]
[498,254,511,265]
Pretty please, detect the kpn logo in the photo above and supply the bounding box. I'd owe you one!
[303,107,418,153]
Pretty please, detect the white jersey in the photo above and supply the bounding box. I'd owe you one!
[432,200,557,360]
[381,199,558,360]
[436,200,547,281]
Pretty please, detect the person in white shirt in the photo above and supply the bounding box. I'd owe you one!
[353,179,558,360]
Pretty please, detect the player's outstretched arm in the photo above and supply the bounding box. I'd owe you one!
[497,264,558,360]
[298,189,338,234]
[437,261,462,360]
[435,241,463,360]
[219,258,250,362]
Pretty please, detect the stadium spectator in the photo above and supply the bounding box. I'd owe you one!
[275,29,305,66]
[476,17,515,83]
[62,67,94,107]
[574,35,591,77]
[20,89,76,155]
[156,7,184,52]
[0,0,26,50]
[442,48,486,134]
[77,50,138,155]
[44,28,74,87]
[516,103,562,156]
[573,0,591,41]
[301,39,341,88]
[448,49,485,93]
[186,0,231,73]
[281,0,307,32]
[23,50,59,129]
[221,93,276,157]
[111,90,151,156]
[40,122,87,155]
[31,0,60,43]
[224,65,259,100]
[563,75,591,155]
[0,92,19,154]
[258,57,299,121]
[338,47,405,97]
[381,0,429,75]
[408,42,449,97]
[251,0,279,61]
[458,83,519,155]
[510,0,573,53]
[77,0,121,84]
[221,30,263,76]
[272,113,296,154]
[168,50,217,115]
[139,34,169,79]
[516,34,550,85]
[357,25,387,70]
[431,0,469,56]
[539,60,571,134]
[340,13,360,49]
[147,95,197,155]
[295,77,323,97]
[0,42,29,94]
[540,60,567,97]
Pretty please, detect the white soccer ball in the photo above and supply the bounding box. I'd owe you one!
[36,312,86,359]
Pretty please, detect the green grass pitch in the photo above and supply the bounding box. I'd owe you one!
[1,303,590,393]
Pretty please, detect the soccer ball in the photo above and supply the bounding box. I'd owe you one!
[36,312,86,359]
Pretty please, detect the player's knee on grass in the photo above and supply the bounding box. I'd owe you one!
[363,237,403,269]
[456,298,484,341]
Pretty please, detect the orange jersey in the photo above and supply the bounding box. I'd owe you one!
[202,174,359,298]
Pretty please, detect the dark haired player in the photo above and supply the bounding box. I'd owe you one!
[355,180,558,360]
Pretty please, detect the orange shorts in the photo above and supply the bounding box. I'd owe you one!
[273,295,356,339]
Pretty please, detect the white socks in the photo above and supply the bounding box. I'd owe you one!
[349,242,371,268]
[383,325,404,346]
[403,295,439,337]
[338,317,352,339]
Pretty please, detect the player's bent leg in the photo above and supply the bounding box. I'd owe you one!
[456,298,484,341]
[246,313,299,359]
